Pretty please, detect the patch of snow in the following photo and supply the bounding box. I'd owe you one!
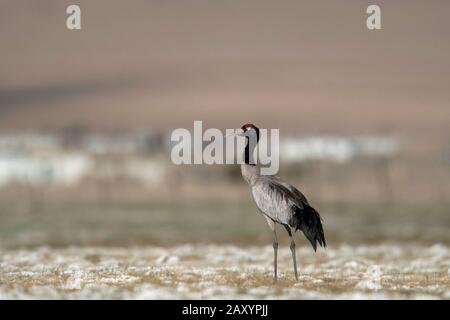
[356,265,382,290]
[63,270,85,290]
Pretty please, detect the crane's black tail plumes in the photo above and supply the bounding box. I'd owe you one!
[292,204,326,251]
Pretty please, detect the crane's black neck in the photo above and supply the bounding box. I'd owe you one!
[244,135,260,166]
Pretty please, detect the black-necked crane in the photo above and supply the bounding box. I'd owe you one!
[232,123,326,281]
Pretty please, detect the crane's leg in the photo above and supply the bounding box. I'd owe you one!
[285,226,298,281]
[272,228,278,282]
[265,217,278,282]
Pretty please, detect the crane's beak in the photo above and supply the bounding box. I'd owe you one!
[226,128,245,138]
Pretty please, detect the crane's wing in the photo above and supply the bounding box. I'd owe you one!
[253,177,326,251]
[270,175,310,205]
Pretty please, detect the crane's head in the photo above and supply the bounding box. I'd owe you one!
[224,123,261,165]
[227,123,260,143]
[240,123,260,144]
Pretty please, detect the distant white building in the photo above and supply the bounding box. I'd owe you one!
[0,131,166,187]
[0,133,92,186]
[280,135,399,163]
[0,153,92,186]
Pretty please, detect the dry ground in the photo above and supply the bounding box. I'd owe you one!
[0,244,449,299]
[0,199,448,299]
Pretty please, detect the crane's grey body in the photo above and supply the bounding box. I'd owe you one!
[238,124,326,281]
[243,164,300,225]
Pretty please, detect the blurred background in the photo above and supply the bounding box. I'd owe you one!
[1,0,449,249]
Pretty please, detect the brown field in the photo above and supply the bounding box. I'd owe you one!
[1,1,449,146]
